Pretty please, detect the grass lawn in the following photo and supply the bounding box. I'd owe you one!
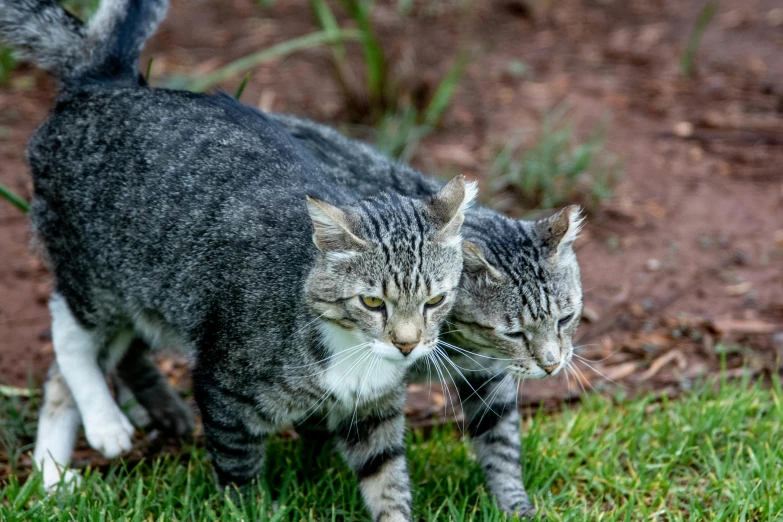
[1,373,781,521]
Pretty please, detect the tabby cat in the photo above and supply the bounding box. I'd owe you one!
[1,1,476,521]
[5,0,585,517]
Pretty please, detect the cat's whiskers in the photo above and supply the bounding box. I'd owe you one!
[440,328,466,336]
[293,342,371,377]
[565,361,589,394]
[434,347,499,419]
[426,352,454,425]
[470,374,512,429]
[457,367,508,405]
[347,354,380,443]
[284,312,328,341]
[436,341,491,372]
[431,349,466,433]
[572,347,619,364]
[437,340,520,362]
[434,342,490,372]
[573,357,624,389]
[300,348,375,424]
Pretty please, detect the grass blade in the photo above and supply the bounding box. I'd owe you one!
[423,49,468,127]
[144,57,154,83]
[0,182,29,213]
[339,0,386,105]
[184,30,362,93]
[680,1,717,77]
[233,73,251,100]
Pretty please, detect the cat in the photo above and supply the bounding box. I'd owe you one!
[5,0,585,517]
[270,114,584,518]
[0,1,477,521]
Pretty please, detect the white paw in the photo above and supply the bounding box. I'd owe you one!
[84,406,134,458]
[43,467,82,493]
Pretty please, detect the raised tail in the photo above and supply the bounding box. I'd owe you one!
[0,0,168,83]
[0,0,89,78]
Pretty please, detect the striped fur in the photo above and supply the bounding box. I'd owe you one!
[0,0,167,80]
[269,115,586,519]
[10,2,474,520]
[10,3,583,517]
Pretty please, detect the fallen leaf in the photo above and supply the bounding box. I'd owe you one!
[639,349,687,381]
[602,362,638,381]
[725,281,753,296]
[710,318,781,335]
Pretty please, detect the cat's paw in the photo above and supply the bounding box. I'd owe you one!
[511,502,538,520]
[43,467,82,493]
[84,407,134,458]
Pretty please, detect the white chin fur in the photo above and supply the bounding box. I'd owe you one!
[317,323,406,405]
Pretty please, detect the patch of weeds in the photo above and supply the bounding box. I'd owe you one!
[0,384,39,476]
[311,0,468,124]
[372,50,466,160]
[488,106,621,212]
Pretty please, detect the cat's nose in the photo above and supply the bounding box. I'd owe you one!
[542,362,560,374]
[393,341,419,356]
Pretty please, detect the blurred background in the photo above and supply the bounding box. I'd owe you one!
[0,0,782,472]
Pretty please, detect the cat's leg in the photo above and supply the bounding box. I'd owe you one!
[193,375,270,492]
[457,369,536,518]
[115,339,195,438]
[332,406,412,522]
[49,293,134,458]
[33,361,82,490]
[294,421,333,466]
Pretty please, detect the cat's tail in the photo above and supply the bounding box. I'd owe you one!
[0,0,168,83]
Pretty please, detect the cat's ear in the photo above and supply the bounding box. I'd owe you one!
[306,196,367,252]
[462,241,503,280]
[534,205,583,263]
[428,175,478,245]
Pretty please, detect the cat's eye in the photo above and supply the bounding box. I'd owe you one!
[558,313,574,328]
[360,296,384,309]
[504,331,526,340]
[425,295,445,307]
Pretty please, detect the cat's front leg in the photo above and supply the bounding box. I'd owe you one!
[333,408,412,522]
[459,372,536,518]
[193,376,270,492]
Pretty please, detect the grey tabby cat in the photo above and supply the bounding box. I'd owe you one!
[1,2,478,521]
[272,114,584,518]
[9,0,584,517]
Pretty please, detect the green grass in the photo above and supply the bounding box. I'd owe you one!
[2,373,781,520]
[680,1,718,78]
[488,107,621,212]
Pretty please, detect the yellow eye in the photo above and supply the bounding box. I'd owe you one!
[426,295,445,306]
[361,296,384,309]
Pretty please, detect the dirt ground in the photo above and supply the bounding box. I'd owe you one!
[1,0,782,417]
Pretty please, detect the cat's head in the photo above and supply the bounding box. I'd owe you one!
[305,176,477,366]
[449,206,583,380]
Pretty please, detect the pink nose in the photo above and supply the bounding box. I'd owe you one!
[393,341,418,356]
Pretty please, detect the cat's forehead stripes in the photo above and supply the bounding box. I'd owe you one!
[468,218,554,321]
[351,193,445,301]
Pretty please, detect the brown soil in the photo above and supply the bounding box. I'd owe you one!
[1,0,782,409]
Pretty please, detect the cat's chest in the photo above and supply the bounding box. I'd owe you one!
[313,322,405,407]
[318,350,402,406]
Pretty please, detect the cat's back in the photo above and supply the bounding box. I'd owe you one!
[26,84,333,327]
